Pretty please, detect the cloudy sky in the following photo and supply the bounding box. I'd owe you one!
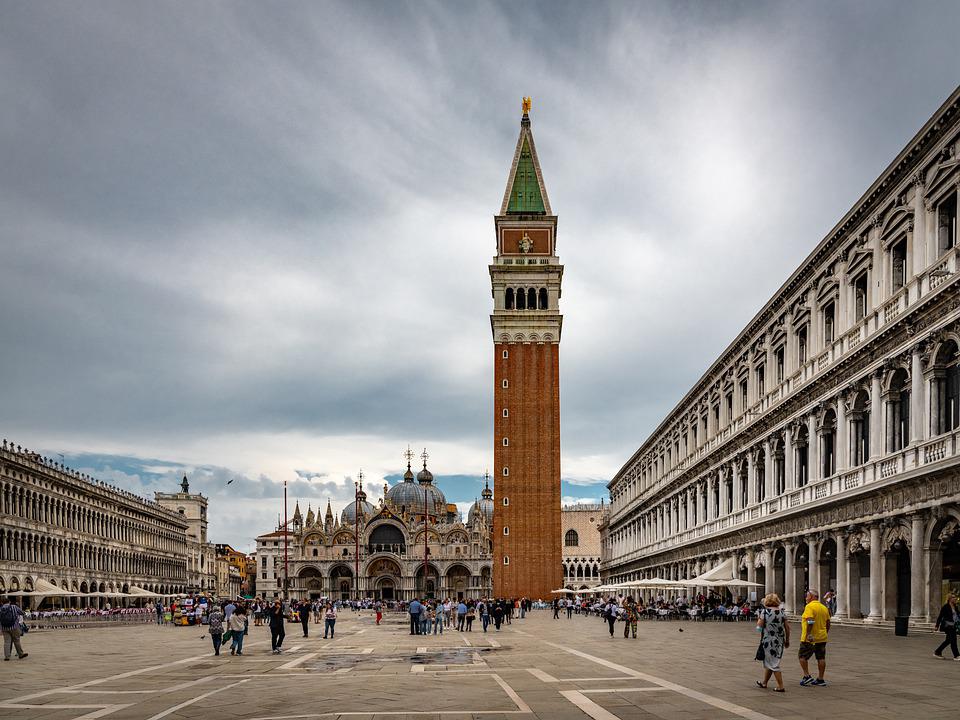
[3,1,959,550]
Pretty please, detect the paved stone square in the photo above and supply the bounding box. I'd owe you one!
[2,610,959,719]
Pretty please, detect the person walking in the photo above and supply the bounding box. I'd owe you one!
[442,599,452,629]
[566,597,573,619]
[420,602,431,635]
[622,597,638,639]
[299,600,310,638]
[755,593,789,692]
[479,599,490,633]
[323,603,337,639]
[375,600,383,626]
[227,606,246,655]
[208,603,225,656]
[798,589,830,686]
[604,598,618,638]
[155,600,164,625]
[432,603,444,635]
[465,603,475,632]
[0,596,27,661]
[553,598,560,620]
[408,598,422,635]
[456,600,468,631]
[934,593,960,660]
[492,600,504,631]
[268,599,286,654]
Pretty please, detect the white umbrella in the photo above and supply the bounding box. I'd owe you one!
[550,588,576,594]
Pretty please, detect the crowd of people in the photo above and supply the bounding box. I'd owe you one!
[403,597,531,634]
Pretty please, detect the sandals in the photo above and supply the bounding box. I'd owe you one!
[773,688,786,693]
[755,681,767,689]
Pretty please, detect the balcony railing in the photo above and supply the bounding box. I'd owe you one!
[607,429,960,565]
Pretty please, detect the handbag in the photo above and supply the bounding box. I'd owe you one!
[19,620,29,634]
[754,638,764,662]
[222,629,233,643]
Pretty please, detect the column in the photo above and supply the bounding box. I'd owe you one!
[747,452,757,506]
[763,438,774,499]
[784,542,796,614]
[835,532,848,619]
[912,174,927,277]
[763,545,775,597]
[707,478,716,521]
[731,462,741,512]
[836,392,848,471]
[867,524,883,621]
[870,372,883,460]
[807,413,819,484]
[807,536,818,593]
[784,426,794,491]
[746,548,757,595]
[911,344,924,445]
[910,513,926,621]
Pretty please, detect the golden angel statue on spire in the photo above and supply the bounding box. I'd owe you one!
[522,96,532,114]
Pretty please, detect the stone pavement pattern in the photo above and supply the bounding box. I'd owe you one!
[2,610,959,719]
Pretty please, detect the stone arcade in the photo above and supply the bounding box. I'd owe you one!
[601,86,960,627]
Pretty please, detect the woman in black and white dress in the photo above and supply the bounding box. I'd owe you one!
[755,593,790,692]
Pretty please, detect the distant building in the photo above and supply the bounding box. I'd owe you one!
[0,440,189,606]
[155,474,216,594]
[561,504,602,590]
[256,455,494,601]
[215,544,245,599]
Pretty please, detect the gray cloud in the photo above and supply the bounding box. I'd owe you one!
[4,2,960,534]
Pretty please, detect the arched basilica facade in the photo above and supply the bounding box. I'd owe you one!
[280,459,494,602]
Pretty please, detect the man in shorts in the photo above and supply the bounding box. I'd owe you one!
[798,589,831,686]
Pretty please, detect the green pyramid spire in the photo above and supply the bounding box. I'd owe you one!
[506,137,545,214]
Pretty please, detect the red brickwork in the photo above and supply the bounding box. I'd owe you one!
[492,342,562,600]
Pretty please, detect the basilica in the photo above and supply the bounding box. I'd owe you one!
[257,455,494,602]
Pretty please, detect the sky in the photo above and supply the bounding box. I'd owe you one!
[2,1,959,551]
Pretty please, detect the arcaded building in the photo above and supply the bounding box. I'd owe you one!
[490,100,563,600]
[601,86,960,627]
[0,440,189,604]
[259,456,494,601]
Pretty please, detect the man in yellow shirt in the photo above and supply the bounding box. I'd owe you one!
[798,589,831,686]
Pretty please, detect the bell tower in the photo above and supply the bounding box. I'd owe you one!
[490,98,563,600]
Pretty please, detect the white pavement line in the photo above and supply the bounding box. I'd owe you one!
[144,679,251,720]
[527,668,558,683]
[489,639,501,647]
[277,652,318,670]
[417,646,427,653]
[361,647,374,654]
[559,690,620,720]
[74,677,216,694]
[462,636,472,646]
[355,629,366,634]
[492,673,532,713]
[75,705,135,720]
[546,642,778,720]
[581,688,667,693]
[411,664,426,673]
[286,646,302,653]
[333,668,352,674]
[3,653,210,704]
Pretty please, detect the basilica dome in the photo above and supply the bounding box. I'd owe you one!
[341,489,376,524]
[468,479,494,525]
[387,458,446,515]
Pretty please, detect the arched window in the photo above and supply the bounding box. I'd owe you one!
[527,288,536,309]
[886,368,910,452]
[932,341,960,435]
[505,288,514,310]
[564,529,579,547]
[538,288,548,310]
[516,289,526,310]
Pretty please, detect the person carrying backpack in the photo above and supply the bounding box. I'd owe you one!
[1,596,28,661]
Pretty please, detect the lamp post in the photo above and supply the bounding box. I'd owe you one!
[283,477,289,599]
[355,471,363,601]
[421,448,430,600]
